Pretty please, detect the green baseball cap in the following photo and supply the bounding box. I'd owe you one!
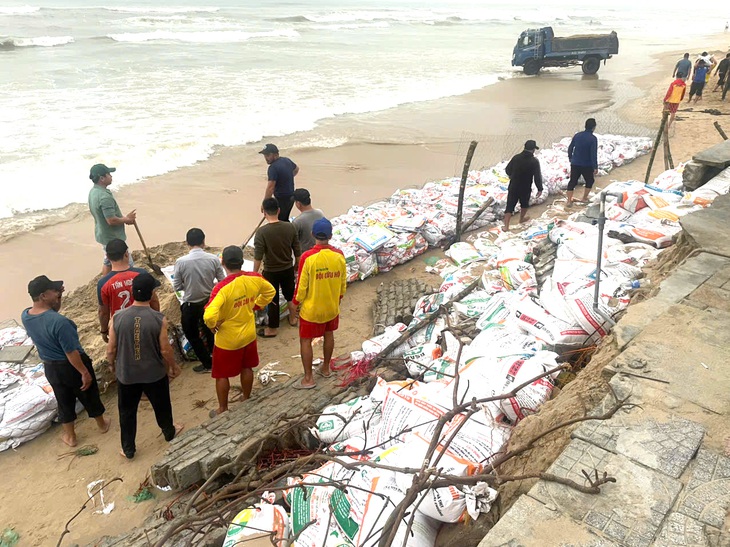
[89,163,116,182]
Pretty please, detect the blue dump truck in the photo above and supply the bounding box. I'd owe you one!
[512,27,619,76]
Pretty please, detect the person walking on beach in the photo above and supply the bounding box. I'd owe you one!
[688,61,710,103]
[204,246,275,416]
[673,53,692,81]
[713,53,730,92]
[253,198,301,337]
[88,164,136,275]
[502,140,543,231]
[106,273,182,459]
[663,77,687,129]
[260,143,299,221]
[292,188,324,252]
[97,238,160,343]
[292,218,347,389]
[173,228,226,374]
[21,275,110,447]
[567,118,599,206]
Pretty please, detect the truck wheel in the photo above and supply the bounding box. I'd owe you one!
[523,60,541,76]
[582,57,601,75]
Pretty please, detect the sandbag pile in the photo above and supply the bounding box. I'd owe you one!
[0,362,58,452]
[325,134,653,281]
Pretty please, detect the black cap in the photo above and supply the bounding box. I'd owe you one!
[524,140,539,151]
[28,275,64,298]
[258,143,279,155]
[89,163,116,182]
[132,272,159,302]
[222,245,244,268]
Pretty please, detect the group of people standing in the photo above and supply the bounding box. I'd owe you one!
[21,143,347,457]
[665,51,730,125]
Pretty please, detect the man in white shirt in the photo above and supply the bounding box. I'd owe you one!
[173,228,226,373]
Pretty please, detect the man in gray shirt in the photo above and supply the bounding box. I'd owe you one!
[173,228,226,374]
[292,188,325,252]
[107,273,182,459]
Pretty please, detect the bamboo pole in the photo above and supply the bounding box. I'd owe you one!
[644,110,669,184]
[454,141,479,243]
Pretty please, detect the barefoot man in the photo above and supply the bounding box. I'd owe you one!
[292,218,347,389]
[204,246,275,416]
[21,275,110,447]
[107,273,182,459]
[503,140,543,231]
[567,118,598,206]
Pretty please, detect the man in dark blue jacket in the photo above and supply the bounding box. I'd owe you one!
[503,140,543,231]
[567,118,598,206]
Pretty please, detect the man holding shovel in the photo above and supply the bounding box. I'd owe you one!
[88,164,136,275]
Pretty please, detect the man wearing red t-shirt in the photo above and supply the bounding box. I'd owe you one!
[663,78,686,129]
[97,239,160,342]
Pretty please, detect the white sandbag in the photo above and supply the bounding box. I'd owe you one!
[403,344,443,377]
[564,290,613,340]
[223,503,289,547]
[474,292,511,330]
[355,249,378,281]
[351,225,396,252]
[362,323,408,356]
[498,259,537,292]
[392,511,439,547]
[370,386,449,449]
[488,352,560,423]
[512,293,592,347]
[452,290,497,318]
[313,396,382,444]
[464,325,543,362]
[445,242,483,266]
[422,358,457,383]
[412,293,447,322]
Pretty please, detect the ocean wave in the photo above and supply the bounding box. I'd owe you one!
[0,36,74,50]
[0,6,40,15]
[0,203,88,245]
[106,29,300,44]
[103,6,220,14]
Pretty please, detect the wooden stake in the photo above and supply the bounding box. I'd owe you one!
[454,141,479,244]
[644,111,669,185]
[714,121,729,141]
[663,126,675,170]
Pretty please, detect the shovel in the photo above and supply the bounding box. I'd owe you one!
[241,217,265,249]
[132,221,164,276]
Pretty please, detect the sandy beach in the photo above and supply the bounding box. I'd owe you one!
[1,31,729,546]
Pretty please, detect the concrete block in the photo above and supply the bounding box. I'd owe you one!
[676,449,730,529]
[706,265,730,287]
[680,255,730,278]
[681,194,730,258]
[653,512,714,547]
[199,442,236,478]
[529,439,682,547]
[169,446,212,489]
[656,270,713,304]
[478,495,618,547]
[692,141,730,169]
[572,395,704,478]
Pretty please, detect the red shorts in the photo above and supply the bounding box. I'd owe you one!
[666,102,679,114]
[212,341,259,378]
[299,315,339,339]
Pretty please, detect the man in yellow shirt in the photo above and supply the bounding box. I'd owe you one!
[292,219,347,389]
[663,77,686,129]
[204,246,275,416]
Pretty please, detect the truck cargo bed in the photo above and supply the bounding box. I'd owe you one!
[551,32,618,54]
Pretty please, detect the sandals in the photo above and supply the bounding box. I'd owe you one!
[256,328,277,338]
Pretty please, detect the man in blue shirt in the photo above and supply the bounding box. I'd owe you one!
[673,53,692,81]
[689,61,710,104]
[21,275,110,447]
[259,143,299,221]
[567,118,599,206]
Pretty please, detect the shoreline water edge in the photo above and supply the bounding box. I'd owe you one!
[1,32,728,320]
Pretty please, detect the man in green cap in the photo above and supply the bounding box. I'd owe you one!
[88,163,137,275]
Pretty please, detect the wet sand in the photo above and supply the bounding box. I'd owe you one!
[1,34,728,320]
